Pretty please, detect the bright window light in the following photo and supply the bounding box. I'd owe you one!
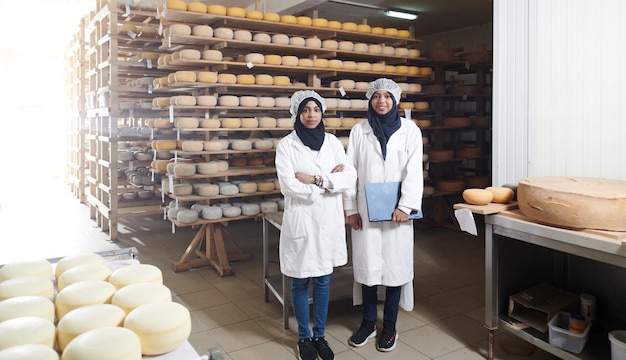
[384,10,418,20]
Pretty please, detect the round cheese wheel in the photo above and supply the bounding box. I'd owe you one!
[200,119,220,128]
[219,95,239,106]
[298,58,313,67]
[245,10,263,19]
[271,34,289,44]
[172,184,193,196]
[419,67,433,76]
[0,276,54,301]
[368,44,382,54]
[257,182,275,192]
[337,99,351,108]
[382,46,396,55]
[275,97,291,107]
[0,344,59,360]
[314,58,329,68]
[273,75,290,86]
[398,29,411,38]
[0,296,54,323]
[112,282,171,315]
[289,36,305,46]
[191,25,212,37]
[409,83,422,92]
[197,95,217,106]
[385,65,397,73]
[327,20,342,29]
[277,118,293,128]
[153,140,177,151]
[176,117,199,129]
[55,280,117,319]
[338,41,354,51]
[0,316,55,349]
[181,140,203,152]
[226,7,245,17]
[384,27,399,36]
[247,157,263,166]
[253,33,271,43]
[350,99,366,108]
[56,304,127,351]
[258,97,275,107]
[282,55,298,66]
[328,59,342,69]
[338,79,355,89]
[223,206,242,217]
[179,49,201,60]
[241,117,259,128]
[341,118,356,128]
[151,160,169,172]
[258,117,277,128]
[56,253,106,281]
[415,102,429,110]
[214,27,234,39]
[196,70,218,83]
[463,188,494,205]
[354,63,371,72]
[305,37,321,48]
[325,118,341,127]
[486,187,515,204]
[206,4,226,15]
[254,139,273,150]
[233,30,252,41]
[263,54,281,65]
[57,264,112,292]
[255,74,274,85]
[280,15,297,24]
[231,139,252,150]
[311,18,328,27]
[229,157,247,167]
[202,207,223,220]
[221,118,241,128]
[62,326,141,360]
[173,163,196,176]
[203,140,224,151]
[296,16,312,25]
[342,22,357,31]
[354,43,368,52]
[263,12,280,22]
[220,184,239,195]
[218,73,236,84]
[322,40,338,49]
[408,48,421,57]
[241,204,261,216]
[214,160,229,171]
[399,102,415,110]
[236,74,256,85]
[240,96,258,107]
[202,49,223,61]
[238,182,258,194]
[173,95,197,106]
[109,264,163,290]
[174,71,196,83]
[196,184,220,197]
[169,24,191,35]
[260,201,279,213]
[0,259,52,282]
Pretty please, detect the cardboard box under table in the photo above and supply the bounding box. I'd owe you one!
[508,282,579,333]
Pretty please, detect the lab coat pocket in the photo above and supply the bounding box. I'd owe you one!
[390,148,408,171]
[283,236,307,268]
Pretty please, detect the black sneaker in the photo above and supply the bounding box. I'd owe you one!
[348,322,377,347]
[377,324,398,352]
[313,337,334,360]
[297,338,318,360]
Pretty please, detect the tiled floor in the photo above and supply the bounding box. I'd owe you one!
[0,177,559,359]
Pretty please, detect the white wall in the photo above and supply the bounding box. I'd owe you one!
[494,0,626,186]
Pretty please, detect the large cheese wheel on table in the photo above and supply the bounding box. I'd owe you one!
[0,276,54,301]
[61,327,141,360]
[517,176,626,231]
[56,304,127,351]
[55,253,106,281]
[0,316,55,349]
[57,264,112,292]
[462,188,493,205]
[0,295,54,323]
[0,344,59,360]
[0,259,52,282]
[55,280,117,319]
[111,282,172,314]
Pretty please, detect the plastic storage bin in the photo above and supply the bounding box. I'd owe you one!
[548,312,591,354]
[609,330,626,360]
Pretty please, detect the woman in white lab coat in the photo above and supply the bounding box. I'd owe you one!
[344,78,424,352]
[275,90,356,360]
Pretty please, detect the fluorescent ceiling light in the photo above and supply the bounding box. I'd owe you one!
[384,9,418,20]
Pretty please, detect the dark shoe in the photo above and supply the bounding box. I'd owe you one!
[313,337,334,360]
[348,321,377,347]
[297,338,318,360]
[377,323,398,352]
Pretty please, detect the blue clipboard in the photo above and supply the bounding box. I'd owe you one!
[364,182,423,222]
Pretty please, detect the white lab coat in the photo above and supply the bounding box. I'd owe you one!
[275,131,357,278]
[343,118,424,311]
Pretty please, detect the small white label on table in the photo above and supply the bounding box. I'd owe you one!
[454,208,477,236]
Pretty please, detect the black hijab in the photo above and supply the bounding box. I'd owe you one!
[294,97,325,151]
[367,92,401,159]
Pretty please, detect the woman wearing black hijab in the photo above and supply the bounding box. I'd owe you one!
[275,90,356,360]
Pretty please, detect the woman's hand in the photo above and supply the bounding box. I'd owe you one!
[347,214,362,230]
[295,172,315,184]
[392,208,409,222]
[331,164,344,173]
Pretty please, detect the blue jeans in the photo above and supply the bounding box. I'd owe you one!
[291,275,330,340]
[361,284,401,326]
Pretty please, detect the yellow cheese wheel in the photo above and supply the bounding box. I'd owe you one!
[165,0,186,11]
[385,65,397,73]
[255,74,274,85]
[277,118,293,128]
[371,26,384,34]
[173,95,196,106]
[0,316,55,349]
[196,71,218,83]
[298,58,313,67]
[57,264,112,292]
[415,102,430,110]
[409,48,421,57]
[296,16,312,25]
[328,20,342,29]
[343,61,357,70]
[238,182,258,194]
[357,24,371,33]
[241,118,259,128]
[264,54,282,65]
[0,259,52,282]
[55,280,117,319]
[56,304,127,351]
[236,74,256,85]
[281,55,298,66]
[202,49,223,61]
[179,49,201,60]
[108,264,163,290]
[280,15,297,24]
[342,22,357,31]
[257,182,275,192]
[200,119,220,128]
[218,95,239,106]
[186,1,206,13]
[273,75,290,86]
[463,188,494,205]
[151,160,169,172]
[384,27,399,36]
[0,344,59,360]
[118,23,137,34]
[259,117,277,127]
[62,327,141,360]
[372,63,386,72]
[263,12,280,22]
[312,18,328,27]
[245,10,263,19]
[408,66,420,75]
[0,276,54,301]
[419,67,433,76]
[221,118,241,128]
[123,302,191,356]
[314,58,329,68]
[486,187,515,203]
[328,59,343,69]
[341,118,356,128]
[174,71,196,83]
[396,65,409,74]
[398,29,411,38]
[181,141,203,152]
[226,7,245,17]
[0,295,54,323]
[217,73,236,84]
[398,102,415,110]
[153,140,177,151]
[206,4,226,15]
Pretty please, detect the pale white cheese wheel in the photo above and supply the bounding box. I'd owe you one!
[382,45,395,55]
[56,304,127,351]
[112,282,172,315]
[169,24,191,35]
[0,276,54,301]
[197,95,217,106]
[338,41,354,51]
[197,162,219,175]
[338,79,356,89]
[178,49,201,60]
[181,140,203,152]
[55,253,106,281]
[174,71,196,83]
[173,163,196,176]
[218,73,237,84]
[200,119,221,129]
[0,259,52,282]
[409,83,422,92]
[305,37,321,48]
[324,98,338,108]
[244,53,264,64]
[203,140,224,151]
[0,296,54,323]
[57,264,112,292]
[282,55,298,66]
[337,99,351,108]
[231,139,252,150]
[322,39,338,49]
[368,44,382,54]
[191,25,212,37]
[219,95,239,106]
[260,201,279,213]
[109,264,163,290]
[240,96,258,107]
[172,184,193,196]
[202,206,223,220]
[275,97,291,107]
[241,203,261,216]
[289,36,306,46]
[233,30,252,41]
[214,160,229,171]
[271,34,289,44]
[258,97,275,107]
[253,33,271,43]
[222,206,242,218]
[55,280,117,319]
[0,316,55,349]
[254,139,274,150]
[298,58,314,67]
[202,49,223,61]
[255,74,274,85]
[124,302,190,356]
[62,327,141,360]
[173,95,196,106]
[0,344,59,360]
[220,184,239,195]
[238,182,258,194]
[221,118,241,128]
[277,118,293,128]
[214,27,234,39]
[196,71,218,83]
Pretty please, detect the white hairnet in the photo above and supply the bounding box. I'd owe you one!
[366,78,402,104]
[289,90,326,120]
